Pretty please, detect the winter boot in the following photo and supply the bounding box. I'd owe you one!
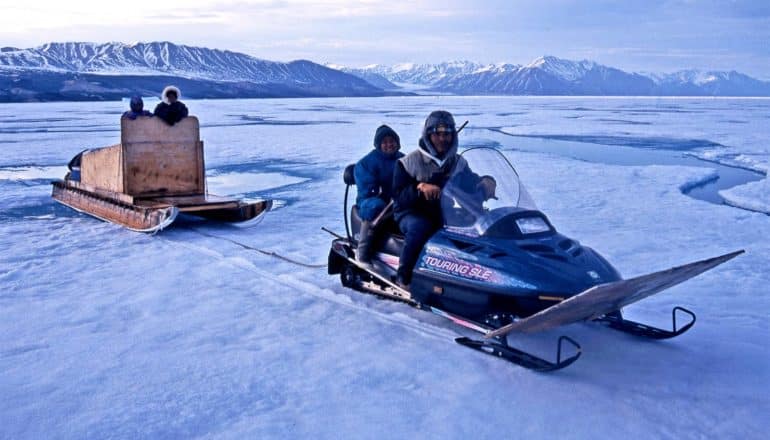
[356,221,375,266]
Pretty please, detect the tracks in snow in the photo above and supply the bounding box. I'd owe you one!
[159,229,462,345]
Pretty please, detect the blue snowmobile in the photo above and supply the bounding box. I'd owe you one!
[327,147,743,371]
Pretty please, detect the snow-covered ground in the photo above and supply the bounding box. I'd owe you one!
[1,97,768,438]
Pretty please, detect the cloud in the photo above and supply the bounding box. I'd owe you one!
[1,0,766,78]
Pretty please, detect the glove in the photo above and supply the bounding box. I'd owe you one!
[477,176,497,200]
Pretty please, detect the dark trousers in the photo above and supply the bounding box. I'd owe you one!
[397,214,441,284]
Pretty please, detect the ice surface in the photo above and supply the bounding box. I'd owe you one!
[206,171,309,196]
[720,178,770,213]
[0,97,768,439]
[0,166,68,180]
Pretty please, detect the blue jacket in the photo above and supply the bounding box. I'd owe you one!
[122,110,153,120]
[354,125,404,221]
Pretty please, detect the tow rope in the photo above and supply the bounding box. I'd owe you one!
[189,228,327,269]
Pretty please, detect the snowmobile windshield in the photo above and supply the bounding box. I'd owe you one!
[442,147,539,237]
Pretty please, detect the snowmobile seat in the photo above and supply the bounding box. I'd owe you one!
[65,149,86,181]
[380,234,404,257]
[350,204,401,242]
[343,164,356,185]
[345,162,402,257]
[350,204,363,239]
[345,163,400,230]
[350,204,403,256]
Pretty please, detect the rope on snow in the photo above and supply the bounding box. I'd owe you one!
[189,228,327,269]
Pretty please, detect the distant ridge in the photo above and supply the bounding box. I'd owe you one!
[2,42,769,101]
[337,56,770,96]
[0,42,394,102]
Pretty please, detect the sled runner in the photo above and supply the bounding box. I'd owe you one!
[52,116,270,232]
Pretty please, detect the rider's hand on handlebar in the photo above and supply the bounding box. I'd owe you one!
[417,182,442,200]
[477,177,497,200]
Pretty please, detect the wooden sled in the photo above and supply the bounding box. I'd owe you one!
[52,116,271,232]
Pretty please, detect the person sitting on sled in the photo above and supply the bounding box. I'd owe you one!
[354,124,404,265]
[154,85,189,126]
[392,110,496,288]
[122,96,153,120]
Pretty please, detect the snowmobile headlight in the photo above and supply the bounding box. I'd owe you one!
[515,216,550,235]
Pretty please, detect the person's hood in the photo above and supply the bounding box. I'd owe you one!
[129,96,144,113]
[419,110,458,166]
[373,124,401,158]
[161,85,182,104]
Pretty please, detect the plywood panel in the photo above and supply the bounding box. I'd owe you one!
[121,116,201,144]
[80,144,123,192]
[120,116,204,196]
[64,180,135,205]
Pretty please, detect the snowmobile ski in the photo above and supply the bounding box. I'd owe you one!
[594,306,696,339]
[429,307,581,371]
[455,336,581,372]
[486,250,744,339]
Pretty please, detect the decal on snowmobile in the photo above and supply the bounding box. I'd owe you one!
[425,243,479,262]
[444,226,479,238]
[420,255,495,281]
[376,253,399,270]
[418,254,538,289]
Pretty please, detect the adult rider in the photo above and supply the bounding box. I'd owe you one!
[392,110,496,288]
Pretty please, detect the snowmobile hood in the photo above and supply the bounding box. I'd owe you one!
[420,227,623,300]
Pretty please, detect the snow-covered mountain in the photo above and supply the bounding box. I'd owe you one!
[361,61,485,86]
[3,42,306,82]
[0,42,390,102]
[649,69,770,96]
[2,43,769,100]
[342,56,770,96]
[324,63,398,90]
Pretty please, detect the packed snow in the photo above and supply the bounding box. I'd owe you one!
[1,96,768,438]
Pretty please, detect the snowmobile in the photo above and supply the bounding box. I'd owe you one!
[327,147,743,371]
[52,116,271,232]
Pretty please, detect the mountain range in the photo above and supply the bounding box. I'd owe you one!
[0,42,390,102]
[340,57,770,96]
[1,42,769,102]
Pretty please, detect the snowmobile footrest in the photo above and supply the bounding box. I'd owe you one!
[455,336,581,372]
[596,306,696,339]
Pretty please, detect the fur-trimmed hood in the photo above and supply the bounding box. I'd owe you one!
[161,85,182,104]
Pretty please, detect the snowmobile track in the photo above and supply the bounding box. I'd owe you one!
[161,231,464,346]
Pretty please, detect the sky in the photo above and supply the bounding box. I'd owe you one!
[1,0,769,78]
